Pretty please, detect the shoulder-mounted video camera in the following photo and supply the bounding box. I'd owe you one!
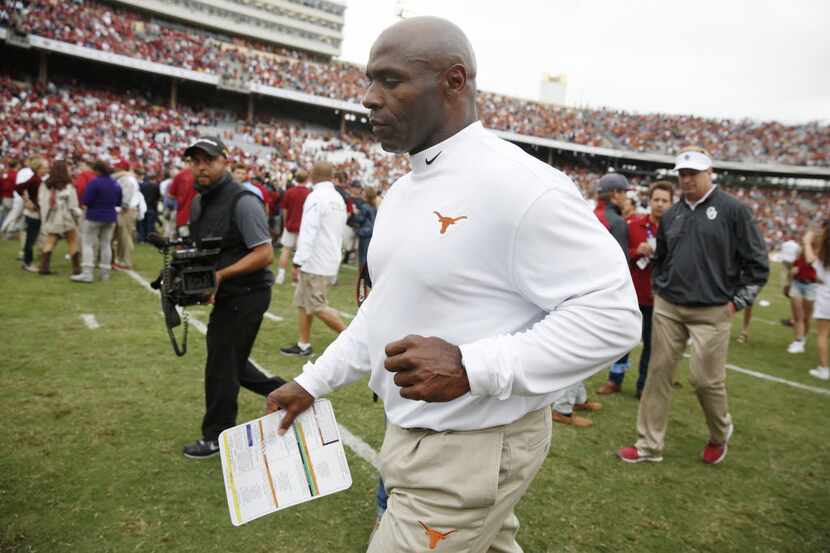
[148,232,221,356]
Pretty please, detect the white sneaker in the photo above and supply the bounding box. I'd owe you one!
[787,340,805,354]
[808,367,830,381]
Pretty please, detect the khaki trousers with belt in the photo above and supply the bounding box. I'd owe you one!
[368,406,552,553]
[114,208,137,268]
[635,295,733,455]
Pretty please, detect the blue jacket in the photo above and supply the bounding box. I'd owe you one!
[352,201,377,240]
[82,176,122,223]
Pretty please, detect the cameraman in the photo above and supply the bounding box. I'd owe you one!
[182,137,285,459]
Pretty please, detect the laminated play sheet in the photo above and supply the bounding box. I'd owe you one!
[219,399,352,526]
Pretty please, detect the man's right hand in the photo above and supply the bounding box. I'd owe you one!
[636,242,654,257]
[266,381,315,436]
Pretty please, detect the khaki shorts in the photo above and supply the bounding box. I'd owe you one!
[293,271,331,314]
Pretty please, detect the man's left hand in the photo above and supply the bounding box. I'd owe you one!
[727,302,736,316]
[384,335,469,402]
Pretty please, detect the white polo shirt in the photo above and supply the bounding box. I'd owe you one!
[294,122,640,431]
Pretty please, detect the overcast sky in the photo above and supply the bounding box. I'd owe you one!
[339,0,830,125]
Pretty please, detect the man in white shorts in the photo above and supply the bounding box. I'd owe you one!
[276,170,310,285]
[279,162,348,357]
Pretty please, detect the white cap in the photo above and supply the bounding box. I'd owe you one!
[15,167,34,185]
[674,150,712,171]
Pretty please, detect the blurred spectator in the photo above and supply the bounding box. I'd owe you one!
[352,186,379,277]
[276,169,310,286]
[37,159,81,275]
[138,166,160,243]
[72,159,122,283]
[167,166,196,237]
[112,159,139,269]
[0,159,18,229]
[14,156,49,272]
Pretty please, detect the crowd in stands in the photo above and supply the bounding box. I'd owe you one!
[2,0,827,167]
[0,77,408,194]
[0,77,206,177]
[2,76,828,258]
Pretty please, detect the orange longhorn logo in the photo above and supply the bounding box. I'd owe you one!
[433,211,468,234]
[419,521,457,549]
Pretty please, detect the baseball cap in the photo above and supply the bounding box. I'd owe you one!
[114,159,131,171]
[674,150,712,171]
[597,173,630,194]
[184,136,229,159]
[15,167,34,185]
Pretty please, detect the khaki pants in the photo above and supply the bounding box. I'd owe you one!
[113,208,137,267]
[635,295,733,455]
[368,407,552,553]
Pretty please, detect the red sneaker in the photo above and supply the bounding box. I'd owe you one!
[617,446,662,463]
[702,423,734,465]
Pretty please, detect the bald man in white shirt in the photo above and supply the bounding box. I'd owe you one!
[267,17,640,553]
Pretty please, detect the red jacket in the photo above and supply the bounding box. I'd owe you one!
[168,168,196,227]
[253,182,271,215]
[1,169,16,198]
[628,213,660,306]
[282,185,310,233]
[74,170,96,204]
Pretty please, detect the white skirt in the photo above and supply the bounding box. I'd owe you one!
[813,283,830,320]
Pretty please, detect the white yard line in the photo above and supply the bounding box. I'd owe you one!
[751,317,781,327]
[126,269,380,466]
[751,316,816,335]
[681,352,829,396]
[338,310,354,320]
[726,364,830,396]
[80,314,100,329]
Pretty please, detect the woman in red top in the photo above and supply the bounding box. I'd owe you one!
[786,249,818,354]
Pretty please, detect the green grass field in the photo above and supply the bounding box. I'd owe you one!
[1,238,828,553]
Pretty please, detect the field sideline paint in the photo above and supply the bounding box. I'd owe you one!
[680,353,830,397]
[80,314,100,329]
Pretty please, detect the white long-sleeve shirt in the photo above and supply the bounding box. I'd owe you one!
[292,180,347,277]
[294,122,641,431]
[115,172,139,209]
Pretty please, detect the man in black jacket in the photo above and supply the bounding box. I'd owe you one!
[181,136,286,459]
[618,147,768,465]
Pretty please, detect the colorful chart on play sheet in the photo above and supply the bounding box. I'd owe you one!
[219,399,352,526]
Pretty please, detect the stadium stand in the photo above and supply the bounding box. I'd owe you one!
[1,75,826,254]
[1,0,827,167]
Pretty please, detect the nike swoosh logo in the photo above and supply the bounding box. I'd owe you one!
[425,151,442,165]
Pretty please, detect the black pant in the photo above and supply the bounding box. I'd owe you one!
[609,303,654,392]
[202,287,286,441]
[635,304,654,392]
[23,216,41,265]
[136,210,156,242]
